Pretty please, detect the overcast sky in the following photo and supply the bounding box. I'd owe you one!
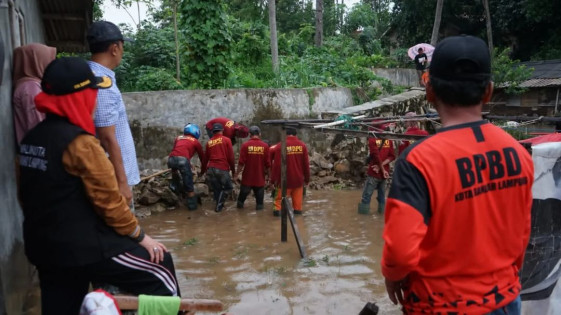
[102,0,362,28]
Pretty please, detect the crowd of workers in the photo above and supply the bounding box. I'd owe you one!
[13,18,536,315]
[168,118,310,215]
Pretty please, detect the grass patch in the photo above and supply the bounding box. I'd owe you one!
[303,257,317,267]
[183,238,198,246]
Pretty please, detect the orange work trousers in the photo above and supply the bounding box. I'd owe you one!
[274,186,304,211]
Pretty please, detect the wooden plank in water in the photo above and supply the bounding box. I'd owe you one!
[283,198,307,259]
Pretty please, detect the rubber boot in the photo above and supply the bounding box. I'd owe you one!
[215,191,228,212]
[186,196,198,211]
[357,202,370,215]
[377,202,385,215]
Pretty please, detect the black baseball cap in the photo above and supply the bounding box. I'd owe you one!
[87,21,132,46]
[212,123,224,132]
[249,126,260,135]
[429,35,491,82]
[41,57,112,95]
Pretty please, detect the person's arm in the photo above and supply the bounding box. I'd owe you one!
[264,145,271,183]
[382,158,430,304]
[234,144,246,182]
[369,139,386,176]
[384,141,397,164]
[63,135,138,235]
[200,143,209,175]
[63,135,167,263]
[22,84,45,134]
[194,141,204,177]
[227,138,236,175]
[96,125,132,204]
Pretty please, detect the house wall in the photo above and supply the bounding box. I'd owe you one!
[0,0,45,314]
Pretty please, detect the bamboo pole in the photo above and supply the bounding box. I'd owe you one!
[140,169,171,182]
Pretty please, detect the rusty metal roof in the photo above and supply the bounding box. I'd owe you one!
[518,78,561,88]
[40,0,93,53]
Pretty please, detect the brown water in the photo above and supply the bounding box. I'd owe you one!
[142,189,402,315]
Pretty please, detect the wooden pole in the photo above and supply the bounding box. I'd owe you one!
[283,198,307,258]
[555,88,560,115]
[430,0,444,46]
[140,169,171,182]
[281,127,288,242]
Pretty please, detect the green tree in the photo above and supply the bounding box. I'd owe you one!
[492,48,533,95]
[489,0,561,60]
[180,0,232,88]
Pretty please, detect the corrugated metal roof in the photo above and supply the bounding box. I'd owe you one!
[519,59,561,79]
[40,0,93,53]
[519,78,561,88]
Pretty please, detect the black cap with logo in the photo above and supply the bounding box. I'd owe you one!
[429,35,491,82]
[87,21,133,46]
[41,57,112,95]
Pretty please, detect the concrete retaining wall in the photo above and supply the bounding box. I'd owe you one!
[124,87,431,170]
[373,68,421,87]
[123,88,355,170]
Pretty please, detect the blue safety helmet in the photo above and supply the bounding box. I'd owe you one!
[183,123,200,139]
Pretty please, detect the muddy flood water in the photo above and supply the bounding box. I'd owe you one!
[142,189,402,315]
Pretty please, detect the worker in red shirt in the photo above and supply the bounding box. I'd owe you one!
[234,126,270,210]
[398,111,430,155]
[204,117,249,145]
[168,123,204,210]
[270,128,310,216]
[201,123,235,212]
[358,123,394,214]
[382,36,533,314]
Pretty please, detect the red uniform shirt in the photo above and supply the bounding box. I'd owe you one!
[398,126,429,155]
[367,138,395,179]
[201,134,235,174]
[169,135,204,161]
[239,137,270,187]
[205,117,235,139]
[382,120,533,314]
[270,136,310,189]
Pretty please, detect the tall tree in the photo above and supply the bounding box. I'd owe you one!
[482,0,493,57]
[268,0,279,72]
[315,0,324,46]
[172,0,180,81]
[430,0,444,45]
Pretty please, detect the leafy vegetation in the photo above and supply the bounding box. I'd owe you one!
[101,0,557,97]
